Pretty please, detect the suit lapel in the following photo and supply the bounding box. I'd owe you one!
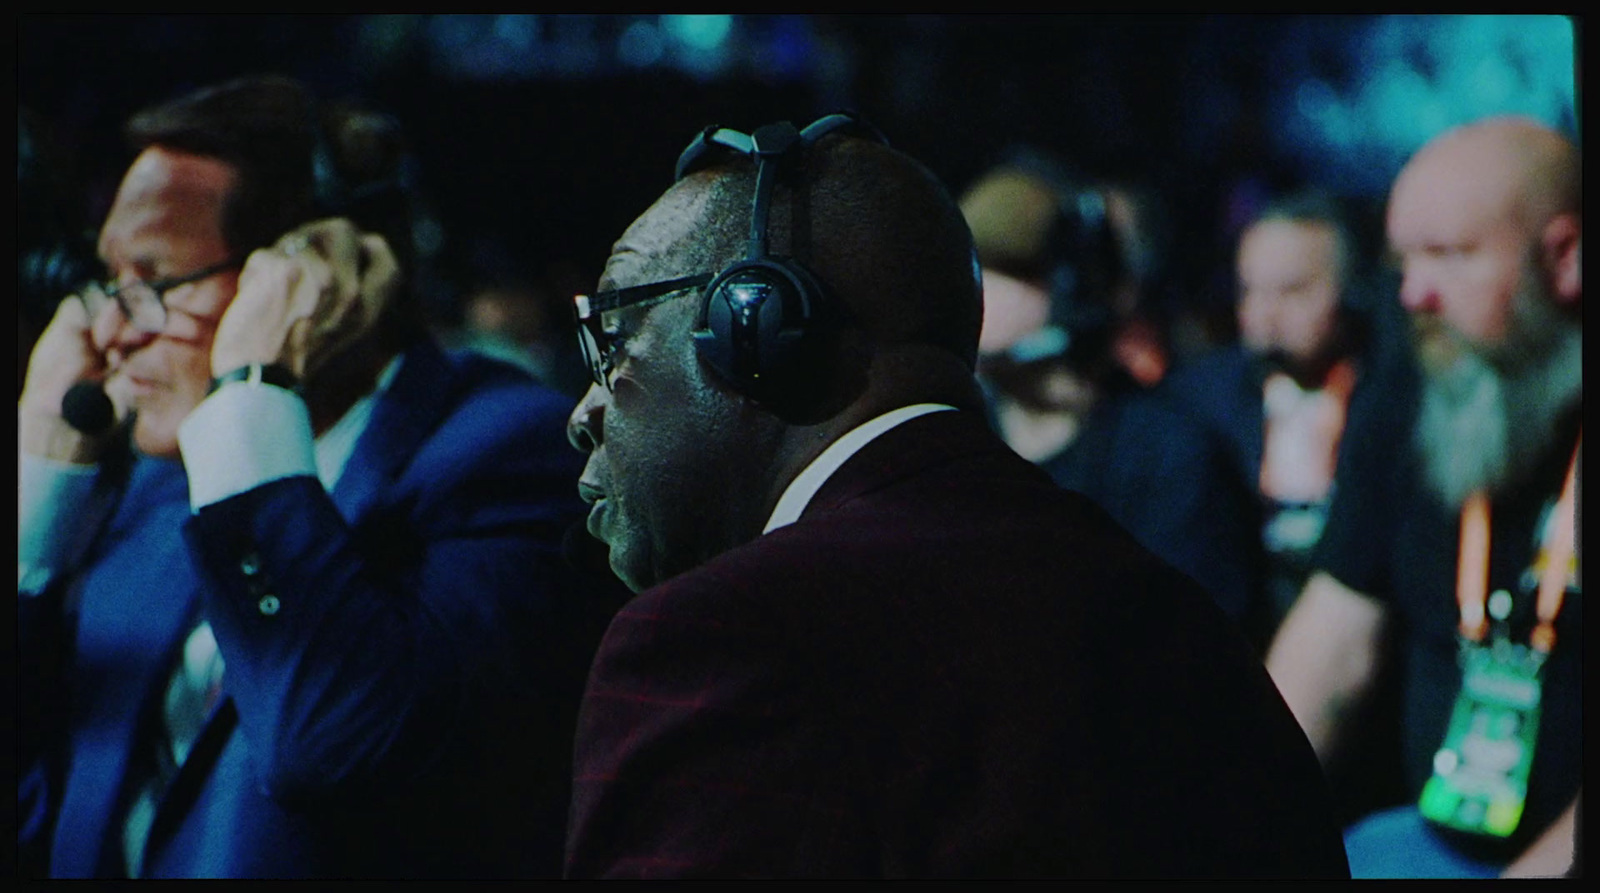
[136,698,238,874]
[330,339,459,523]
[1239,354,1266,482]
[51,458,200,877]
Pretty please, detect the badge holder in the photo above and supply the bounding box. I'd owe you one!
[1419,444,1577,839]
[1418,594,1543,838]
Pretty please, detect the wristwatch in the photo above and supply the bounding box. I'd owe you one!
[209,362,300,394]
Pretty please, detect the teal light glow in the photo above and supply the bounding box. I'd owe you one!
[619,19,665,68]
[662,14,732,51]
[1274,15,1577,196]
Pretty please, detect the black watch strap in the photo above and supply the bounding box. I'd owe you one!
[209,363,300,394]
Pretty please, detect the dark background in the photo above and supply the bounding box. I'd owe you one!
[18,14,1580,355]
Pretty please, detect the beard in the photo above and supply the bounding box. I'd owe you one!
[1414,268,1582,509]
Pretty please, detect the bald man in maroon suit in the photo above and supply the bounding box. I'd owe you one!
[561,114,1350,878]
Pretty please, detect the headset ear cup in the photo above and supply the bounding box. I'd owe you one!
[681,112,885,410]
[693,258,821,399]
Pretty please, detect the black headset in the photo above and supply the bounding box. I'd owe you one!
[309,107,410,231]
[994,148,1124,369]
[672,112,888,400]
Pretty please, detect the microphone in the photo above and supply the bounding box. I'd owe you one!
[61,381,116,436]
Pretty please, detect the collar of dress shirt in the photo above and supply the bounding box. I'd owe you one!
[314,353,404,490]
[762,403,956,534]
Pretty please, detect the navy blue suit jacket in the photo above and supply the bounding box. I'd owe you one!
[1041,378,1264,622]
[1159,345,1266,494]
[19,339,613,878]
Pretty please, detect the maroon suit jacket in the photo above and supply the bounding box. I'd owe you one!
[566,410,1350,878]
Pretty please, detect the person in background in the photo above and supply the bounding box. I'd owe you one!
[1098,177,1182,383]
[561,113,1349,877]
[959,153,1260,622]
[1163,189,1412,826]
[454,276,591,398]
[1165,188,1401,648]
[1266,116,1581,878]
[19,106,99,396]
[18,74,613,878]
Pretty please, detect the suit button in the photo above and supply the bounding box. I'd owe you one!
[241,552,261,576]
[258,594,281,616]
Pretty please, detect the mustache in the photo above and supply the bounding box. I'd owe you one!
[1409,315,1469,375]
[1412,273,1576,377]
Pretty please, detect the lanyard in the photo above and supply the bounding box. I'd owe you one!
[1456,435,1581,651]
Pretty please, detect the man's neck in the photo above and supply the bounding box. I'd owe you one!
[757,345,982,533]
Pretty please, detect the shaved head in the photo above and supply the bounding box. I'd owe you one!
[673,133,984,370]
[1389,115,1581,346]
[570,124,990,589]
[1392,116,1580,253]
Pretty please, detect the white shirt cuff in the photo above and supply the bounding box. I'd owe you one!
[178,381,317,511]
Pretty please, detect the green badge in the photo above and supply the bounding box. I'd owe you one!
[1418,630,1543,838]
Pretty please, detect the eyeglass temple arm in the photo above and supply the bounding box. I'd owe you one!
[577,273,716,317]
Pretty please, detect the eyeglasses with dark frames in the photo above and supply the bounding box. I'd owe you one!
[78,258,243,333]
[573,272,714,388]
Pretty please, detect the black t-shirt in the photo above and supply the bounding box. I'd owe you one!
[1313,356,1582,859]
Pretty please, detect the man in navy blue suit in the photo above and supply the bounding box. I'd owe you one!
[18,75,613,877]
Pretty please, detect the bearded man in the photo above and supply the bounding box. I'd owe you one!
[1266,116,1581,879]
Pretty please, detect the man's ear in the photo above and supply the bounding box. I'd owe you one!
[1542,213,1581,307]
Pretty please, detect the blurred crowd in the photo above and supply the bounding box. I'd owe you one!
[17,72,1580,879]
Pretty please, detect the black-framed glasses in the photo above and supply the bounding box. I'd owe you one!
[573,272,714,388]
[78,258,242,333]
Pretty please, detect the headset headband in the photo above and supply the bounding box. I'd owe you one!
[673,112,887,181]
[673,112,889,265]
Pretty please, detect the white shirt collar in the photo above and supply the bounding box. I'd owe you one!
[762,403,956,534]
[314,354,404,489]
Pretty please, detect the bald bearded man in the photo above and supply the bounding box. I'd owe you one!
[1267,116,1582,878]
